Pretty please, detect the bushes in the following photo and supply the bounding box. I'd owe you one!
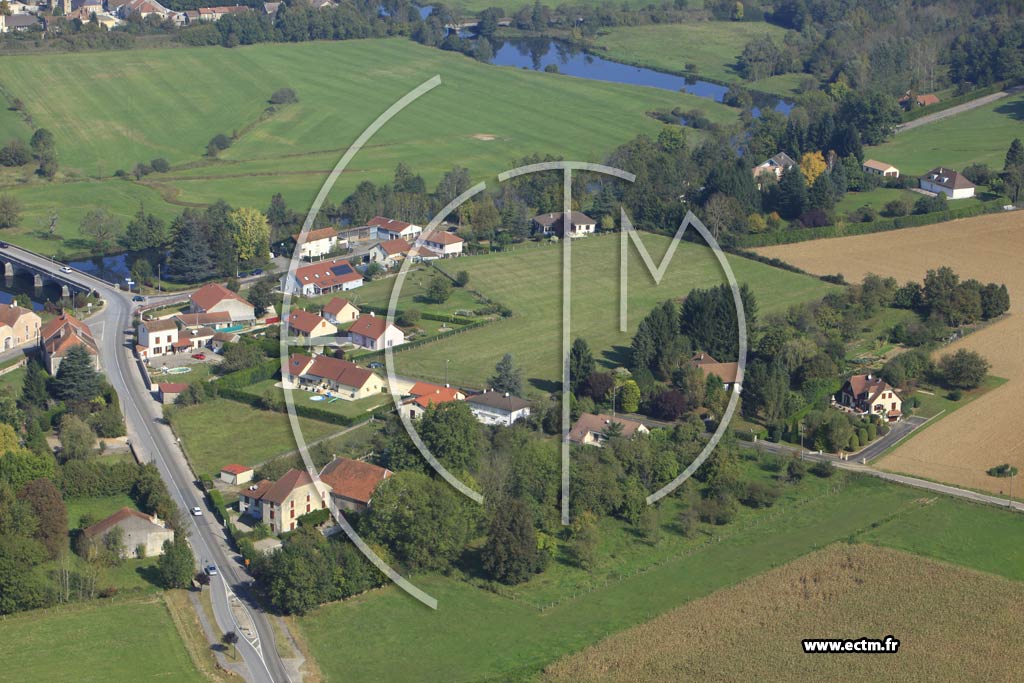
[809,460,834,478]
[987,464,1018,478]
[695,495,737,525]
[269,88,298,105]
[739,481,780,509]
[297,508,331,527]
[938,349,990,390]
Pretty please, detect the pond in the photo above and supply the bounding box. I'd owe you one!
[488,37,793,117]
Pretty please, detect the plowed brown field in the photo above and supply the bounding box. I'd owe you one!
[543,544,1024,683]
[753,213,1024,493]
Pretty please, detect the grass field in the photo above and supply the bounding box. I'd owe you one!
[0,39,736,255]
[870,93,1024,176]
[65,493,136,530]
[170,397,339,476]
[0,596,205,682]
[244,378,391,419]
[543,543,1024,682]
[305,266,482,316]
[390,233,836,390]
[835,187,917,216]
[297,474,922,682]
[754,212,1024,494]
[591,22,800,95]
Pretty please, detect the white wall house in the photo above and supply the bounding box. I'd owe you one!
[919,167,976,199]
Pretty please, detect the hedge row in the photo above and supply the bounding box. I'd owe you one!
[733,200,1009,248]
[357,304,477,326]
[900,79,1020,123]
[217,359,279,389]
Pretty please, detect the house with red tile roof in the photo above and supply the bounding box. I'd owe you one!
[40,312,99,374]
[219,463,254,485]
[82,507,174,559]
[419,229,465,256]
[837,373,902,422]
[568,412,649,447]
[238,469,330,534]
[368,215,422,242]
[285,309,337,338]
[349,312,404,350]
[322,297,359,325]
[281,258,363,297]
[286,353,385,400]
[156,382,189,404]
[400,381,465,420]
[368,239,411,268]
[318,457,392,512]
[691,351,740,391]
[189,283,255,323]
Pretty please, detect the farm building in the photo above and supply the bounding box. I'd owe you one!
[220,464,254,485]
[82,508,174,559]
[862,160,900,178]
[919,167,976,199]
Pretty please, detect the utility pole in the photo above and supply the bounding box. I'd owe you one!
[444,359,450,385]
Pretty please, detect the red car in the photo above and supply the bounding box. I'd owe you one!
[191,353,206,360]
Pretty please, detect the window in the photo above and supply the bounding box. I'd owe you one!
[306,504,311,513]
[290,522,295,530]
[290,509,295,519]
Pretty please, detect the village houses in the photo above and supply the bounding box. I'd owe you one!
[286,352,385,400]
[467,390,531,426]
[281,258,363,297]
[368,215,422,242]
[0,303,41,351]
[399,381,465,420]
[837,373,903,422]
[239,469,330,534]
[691,352,740,392]
[40,312,99,374]
[531,211,596,238]
[919,167,976,199]
[419,229,465,257]
[322,297,359,326]
[318,457,392,513]
[293,227,343,260]
[348,312,405,350]
[285,309,337,339]
[189,283,255,323]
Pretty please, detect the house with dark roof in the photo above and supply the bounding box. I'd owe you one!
[568,412,649,447]
[286,353,385,400]
[367,215,422,242]
[468,390,531,426]
[239,469,330,534]
[281,258,363,297]
[189,283,255,323]
[349,312,404,350]
[82,507,174,559]
[174,311,233,330]
[919,167,976,199]
[0,12,41,31]
[0,303,41,350]
[531,211,596,238]
[752,152,796,184]
[318,457,392,512]
[837,373,902,422]
[40,312,99,374]
[285,309,337,339]
[322,297,359,325]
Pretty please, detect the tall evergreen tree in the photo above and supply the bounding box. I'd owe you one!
[568,338,594,396]
[168,209,214,282]
[20,360,49,410]
[777,167,807,220]
[52,346,101,403]
[490,353,523,395]
[481,499,543,585]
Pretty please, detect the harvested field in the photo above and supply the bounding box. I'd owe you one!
[754,213,1024,494]
[543,544,1024,683]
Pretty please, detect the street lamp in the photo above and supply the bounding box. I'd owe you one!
[444,359,450,386]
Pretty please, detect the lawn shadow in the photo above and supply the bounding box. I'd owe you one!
[135,564,163,587]
[528,377,560,393]
[599,345,631,369]
[994,98,1024,121]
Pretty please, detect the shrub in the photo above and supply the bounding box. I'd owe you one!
[150,158,170,173]
[696,496,736,525]
[882,198,910,217]
[297,508,331,527]
[455,270,470,287]
[948,389,963,401]
[987,464,1018,478]
[809,460,834,478]
[739,481,780,509]
[786,458,806,482]
[269,88,298,105]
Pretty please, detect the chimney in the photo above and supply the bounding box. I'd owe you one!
[867,373,872,380]
[370,311,375,317]
[504,392,510,398]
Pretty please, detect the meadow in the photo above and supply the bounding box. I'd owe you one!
[869,93,1024,176]
[0,38,736,255]
[168,397,339,477]
[0,596,205,682]
[543,543,1024,683]
[754,212,1024,494]
[591,21,802,96]
[296,474,923,682]
[391,233,837,390]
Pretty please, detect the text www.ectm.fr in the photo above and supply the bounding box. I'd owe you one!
[802,636,900,653]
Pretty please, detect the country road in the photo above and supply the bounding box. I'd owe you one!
[8,244,292,683]
[896,86,1023,133]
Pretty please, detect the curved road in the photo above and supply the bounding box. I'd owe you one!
[8,245,290,683]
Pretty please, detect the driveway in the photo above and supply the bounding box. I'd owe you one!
[853,415,928,463]
[896,86,1024,133]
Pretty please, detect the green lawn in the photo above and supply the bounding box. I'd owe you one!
[244,378,391,419]
[870,93,1024,176]
[835,187,916,215]
[905,374,1007,420]
[0,597,205,682]
[591,22,800,95]
[298,474,920,683]
[169,397,339,477]
[392,233,837,390]
[0,366,26,395]
[65,493,136,529]
[0,39,737,255]
[305,268,482,317]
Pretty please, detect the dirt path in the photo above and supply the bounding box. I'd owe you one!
[753,212,1024,495]
[896,86,1023,133]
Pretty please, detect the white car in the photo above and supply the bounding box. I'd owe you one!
[205,564,218,576]
[192,506,203,516]
[59,266,73,274]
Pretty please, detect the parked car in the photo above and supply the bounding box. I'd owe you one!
[59,266,73,274]
[132,295,145,302]
[368,361,384,369]
[0,241,8,248]
[192,506,203,516]
[205,564,218,576]
[251,268,263,276]
[192,353,206,360]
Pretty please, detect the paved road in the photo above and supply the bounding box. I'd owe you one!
[896,86,1023,133]
[836,463,1024,512]
[8,245,290,683]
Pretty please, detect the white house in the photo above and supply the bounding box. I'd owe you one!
[419,229,465,256]
[838,373,903,422]
[919,167,976,199]
[368,216,422,242]
[293,227,344,260]
[468,390,531,426]
[137,319,179,359]
[348,313,405,350]
[281,259,363,297]
[531,211,596,238]
[752,152,796,182]
[368,239,410,268]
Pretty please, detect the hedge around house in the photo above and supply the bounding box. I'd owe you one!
[733,199,1009,249]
